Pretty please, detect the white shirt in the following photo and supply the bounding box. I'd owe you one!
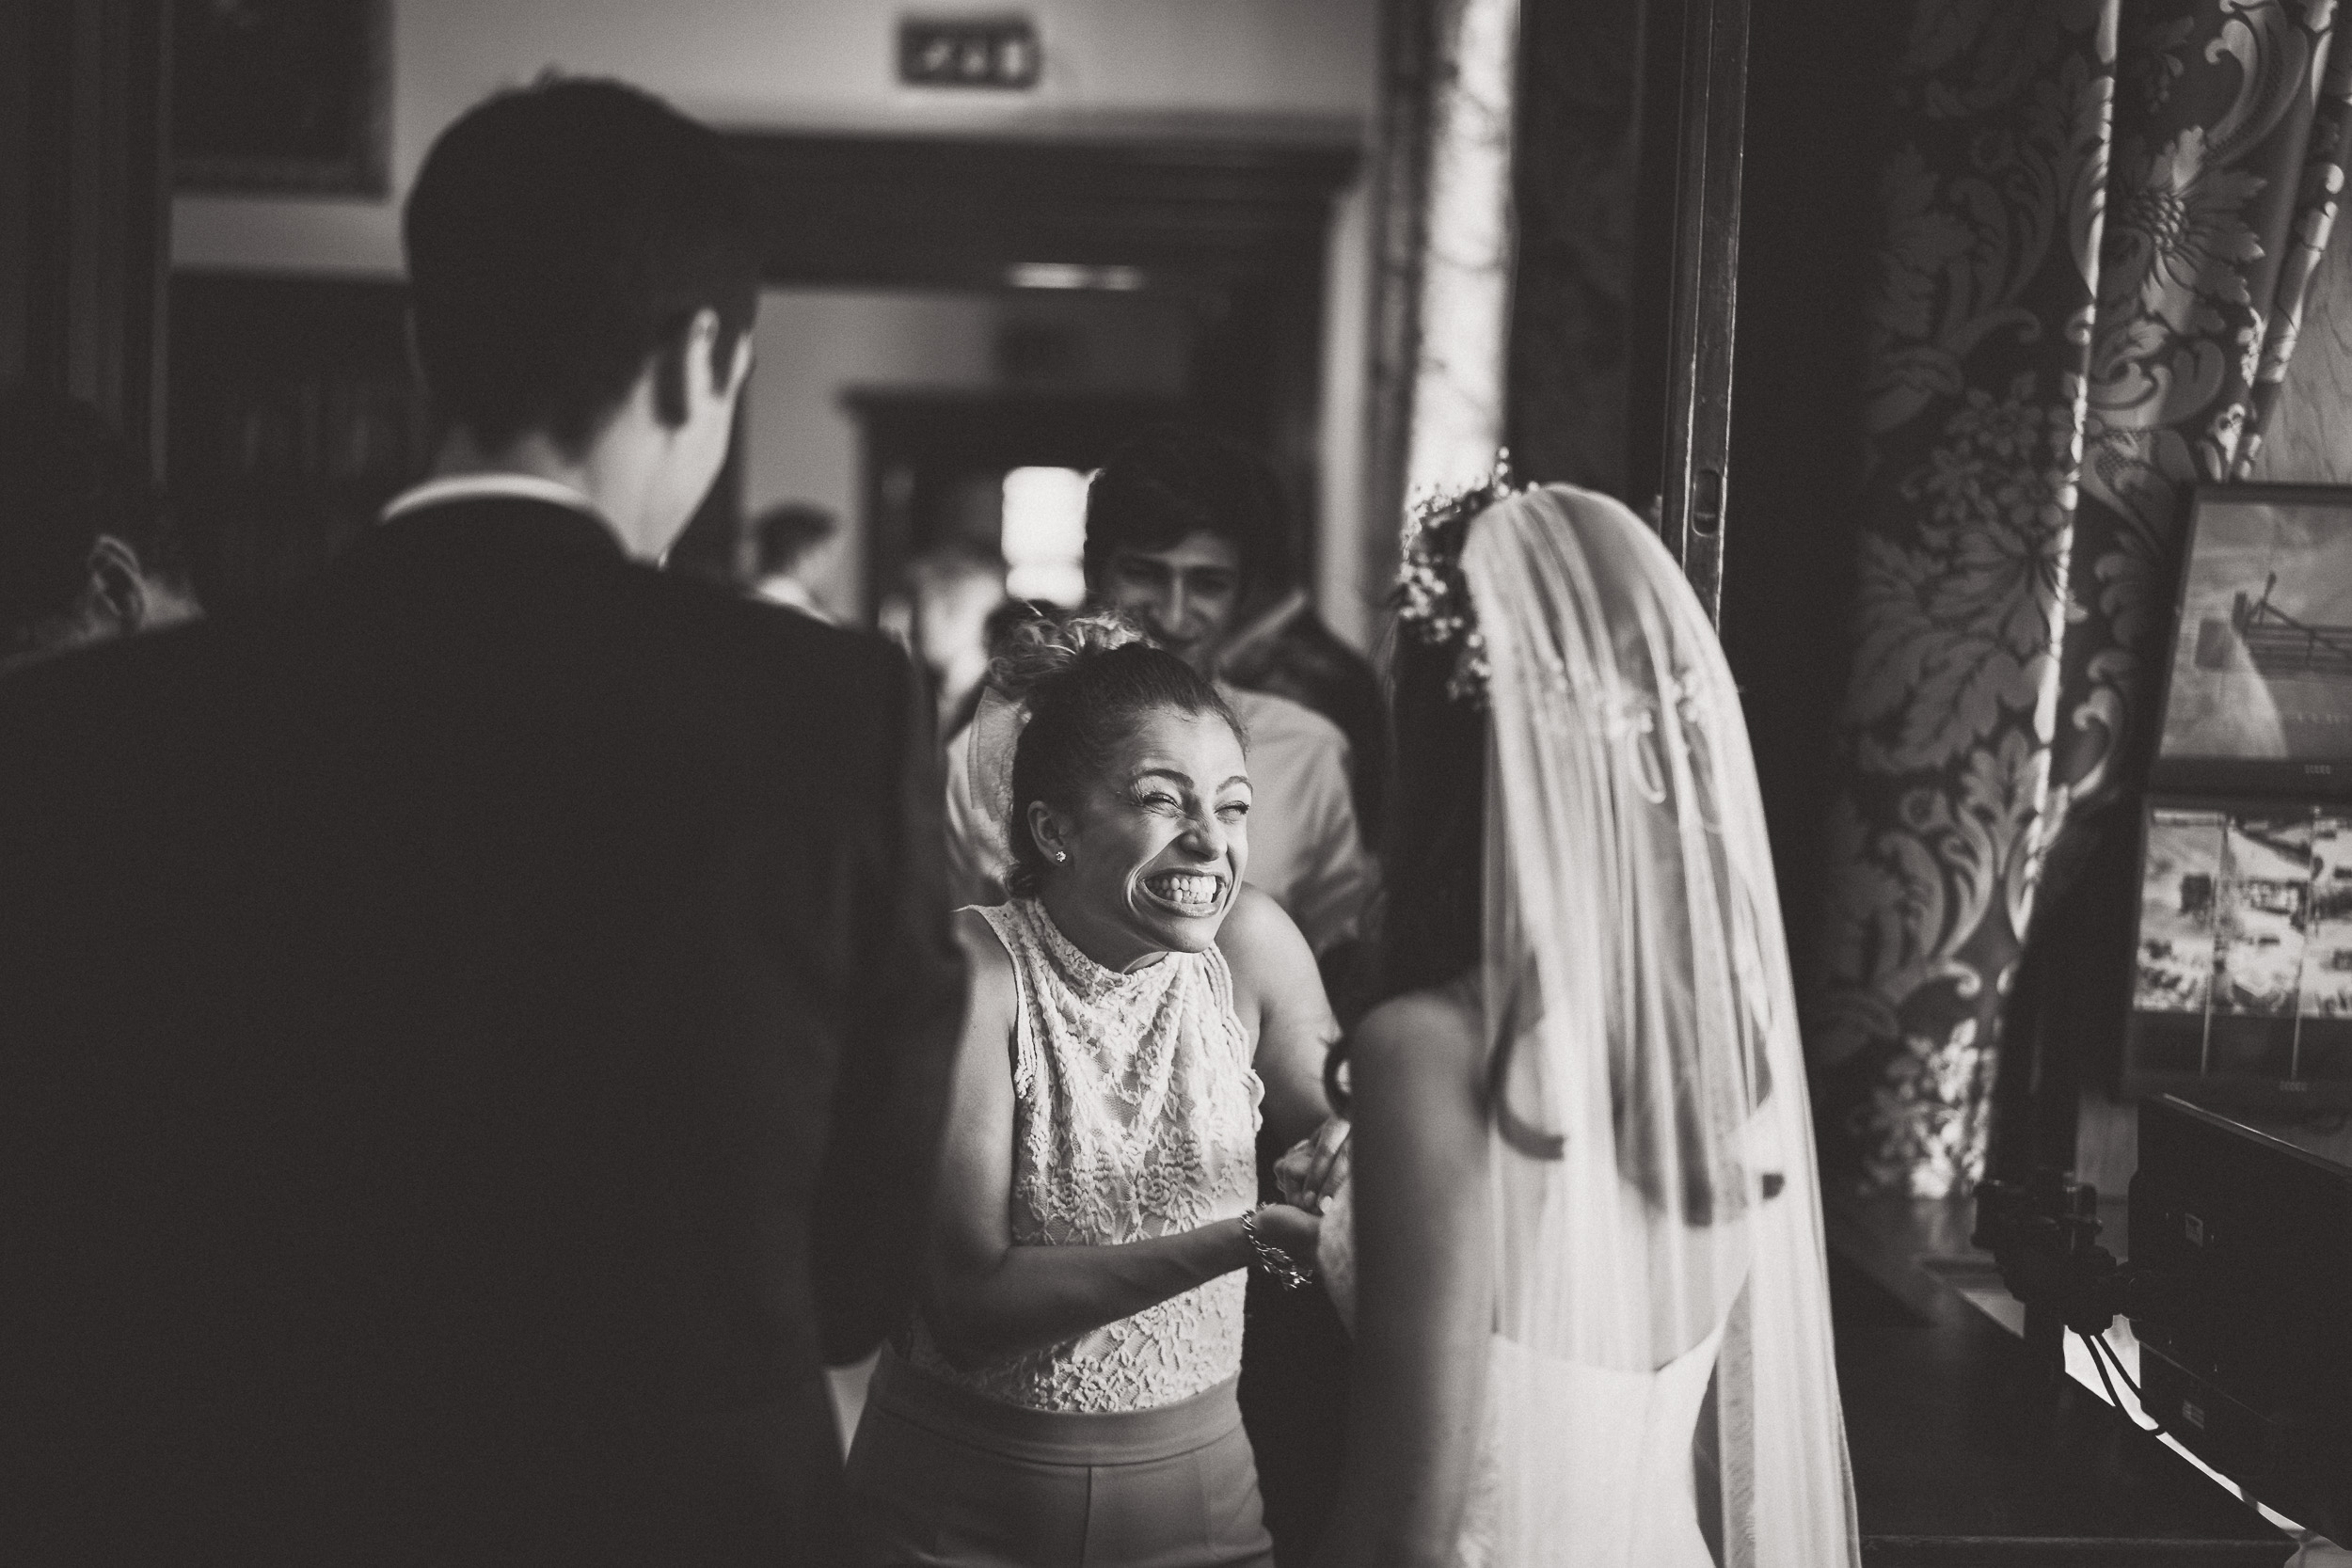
[754,573,834,623]
[944,684,1377,955]
[380,472,603,526]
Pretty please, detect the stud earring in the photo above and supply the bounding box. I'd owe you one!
[1055,851,1068,863]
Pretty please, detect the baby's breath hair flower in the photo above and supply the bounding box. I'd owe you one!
[1395,451,1519,705]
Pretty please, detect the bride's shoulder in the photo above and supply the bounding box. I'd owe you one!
[1351,981,1483,1090]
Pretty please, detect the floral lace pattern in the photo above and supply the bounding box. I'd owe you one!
[909,898,1263,1412]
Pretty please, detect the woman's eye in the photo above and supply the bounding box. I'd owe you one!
[1217,802,1250,820]
[1138,792,1181,811]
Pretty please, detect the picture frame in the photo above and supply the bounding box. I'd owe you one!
[2122,795,2352,1109]
[172,0,392,198]
[2151,482,2352,797]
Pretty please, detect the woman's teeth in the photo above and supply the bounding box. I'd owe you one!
[1145,872,1222,911]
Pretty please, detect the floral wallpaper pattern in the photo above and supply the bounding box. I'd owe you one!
[1812,0,2352,1196]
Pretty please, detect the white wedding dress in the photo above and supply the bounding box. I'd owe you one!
[1317,1180,1724,1568]
[1311,484,1859,1568]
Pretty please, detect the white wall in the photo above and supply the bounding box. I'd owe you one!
[172,0,1383,646]
[173,0,1375,277]
[743,286,1192,617]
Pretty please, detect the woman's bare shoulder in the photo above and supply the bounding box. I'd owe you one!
[954,908,1019,1019]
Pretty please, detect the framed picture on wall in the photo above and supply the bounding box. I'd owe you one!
[2153,483,2352,795]
[2123,796,2352,1108]
[172,0,392,197]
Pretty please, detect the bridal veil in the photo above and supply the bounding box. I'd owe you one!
[1459,484,1859,1567]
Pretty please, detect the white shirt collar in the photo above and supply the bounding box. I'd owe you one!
[380,472,603,525]
[755,575,833,621]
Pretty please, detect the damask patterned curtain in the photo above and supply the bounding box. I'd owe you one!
[1811,0,2352,1196]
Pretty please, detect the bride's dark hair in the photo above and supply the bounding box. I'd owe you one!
[1331,498,1769,1212]
[1326,620,1565,1158]
[1363,627,1486,1006]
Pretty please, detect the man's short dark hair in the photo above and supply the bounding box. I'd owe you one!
[1083,426,1297,593]
[0,386,179,646]
[405,77,759,456]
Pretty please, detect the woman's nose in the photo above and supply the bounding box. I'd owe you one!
[1180,810,1227,858]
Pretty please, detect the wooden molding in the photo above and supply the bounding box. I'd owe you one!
[724,128,1360,292]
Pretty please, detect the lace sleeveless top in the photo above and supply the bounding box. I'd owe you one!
[908,898,1263,1412]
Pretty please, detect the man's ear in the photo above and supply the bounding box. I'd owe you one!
[650,309,744,429]
[708,311,751,399]
[84,535,150,634]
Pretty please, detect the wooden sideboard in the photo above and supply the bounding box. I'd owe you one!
[1827,1191,2293,1566]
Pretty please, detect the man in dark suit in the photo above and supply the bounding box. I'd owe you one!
[2,80,963,1564]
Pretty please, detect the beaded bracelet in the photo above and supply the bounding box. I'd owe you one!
[1241,1204,1311,1291]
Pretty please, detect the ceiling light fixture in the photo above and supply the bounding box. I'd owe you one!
[1008,262,1147,292]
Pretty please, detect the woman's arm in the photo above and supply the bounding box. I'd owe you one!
[1219,884,1340,1155]
[1312,989,1493,1568]
[919,910,1316,1370]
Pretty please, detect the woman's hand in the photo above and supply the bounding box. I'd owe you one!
[1251,1200,1323,1275]
[1275,1116,1352,1212]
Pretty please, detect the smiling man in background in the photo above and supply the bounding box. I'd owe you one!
[944,425,1376,962]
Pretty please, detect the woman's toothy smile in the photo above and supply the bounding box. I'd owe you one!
[1141,870,1226,914]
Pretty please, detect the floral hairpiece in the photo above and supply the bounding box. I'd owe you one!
[1396,451,1518,705]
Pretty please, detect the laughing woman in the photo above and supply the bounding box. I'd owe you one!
[847,616,1336,1568]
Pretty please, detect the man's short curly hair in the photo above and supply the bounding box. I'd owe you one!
[1082,426,1296,594]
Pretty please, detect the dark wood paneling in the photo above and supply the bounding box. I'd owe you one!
[727,129,1358,293]
[1655,0,1749,626]
[1830,1194,2290,1562]
[1719,0,1890,990]
[1506,0,1640,499]
[0,0,28,385]
[4,0,171,467]
[727,127,1359,603]
[846,389,1181,620]
[167,272,428,605]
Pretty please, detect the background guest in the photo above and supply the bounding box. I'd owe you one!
[748,499,840,622]
[1088,428,1384,840]
[849,614,1335,1567]
[0,386,199,669]
[946,428,1375,963]
[881,538,1009,737]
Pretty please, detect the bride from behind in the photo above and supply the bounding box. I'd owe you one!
[1310,483,1858,1568]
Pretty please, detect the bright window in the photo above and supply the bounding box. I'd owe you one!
[1000,466,1090,607]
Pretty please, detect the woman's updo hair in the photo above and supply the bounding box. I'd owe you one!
[996,610,1247,897]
